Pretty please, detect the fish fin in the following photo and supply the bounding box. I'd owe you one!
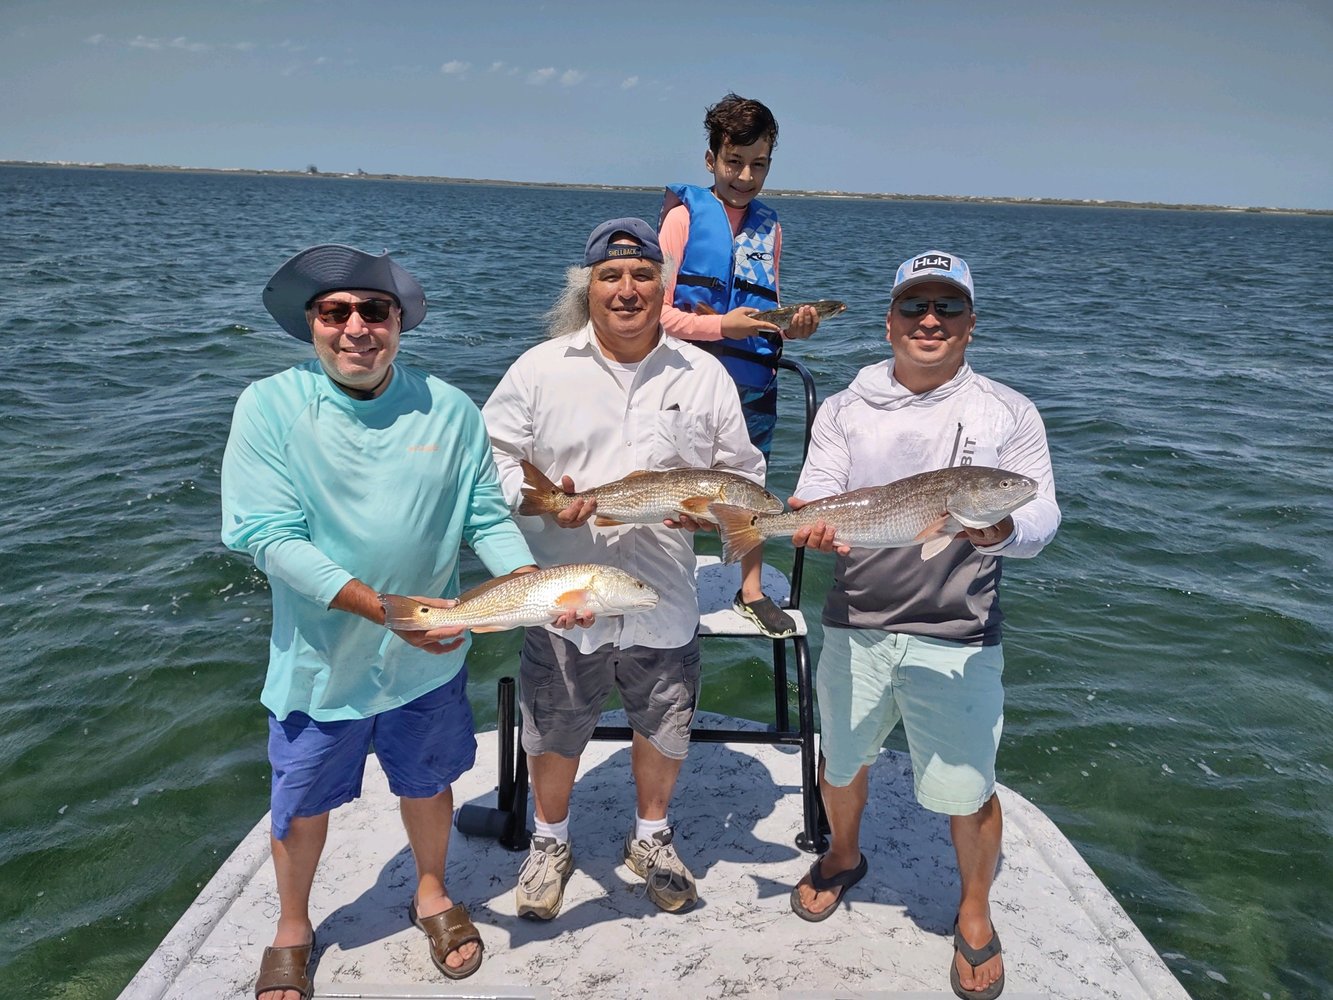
[553,589,594,609]
[914,514,962,561]
[709,502,764,564]
[919,534,955,561]
[456,571,526,604]
[624,469,652,479]
[677,496,713,517]
[378,593,440,630]
[518,459,563,518]
[593,516,626,526]
[468,625,508,634]
[693,302,719,316]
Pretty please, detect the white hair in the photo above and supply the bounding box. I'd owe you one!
[543,255,673,338]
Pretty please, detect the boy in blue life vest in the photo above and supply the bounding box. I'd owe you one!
[658,92,823,638]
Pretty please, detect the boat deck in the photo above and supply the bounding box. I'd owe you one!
[118,715,1188,1000]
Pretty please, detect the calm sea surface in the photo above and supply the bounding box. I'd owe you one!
[1,166,1330,999]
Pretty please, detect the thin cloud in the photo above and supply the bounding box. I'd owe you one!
[489,61,505,72]
[441,60,470,75]
[124,34,213,53]
[621,75,639,90]
[85,34,105,45]
[559,69,585,86]
[528,67,556,85]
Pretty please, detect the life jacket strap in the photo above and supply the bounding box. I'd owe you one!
[734,278,779,302]
[677,273,725,291]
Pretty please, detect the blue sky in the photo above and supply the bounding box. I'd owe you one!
[4,0,1330,210]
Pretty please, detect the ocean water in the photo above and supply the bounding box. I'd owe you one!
[1,165,1330,999]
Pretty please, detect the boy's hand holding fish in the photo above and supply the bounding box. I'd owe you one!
[778,304,820,341]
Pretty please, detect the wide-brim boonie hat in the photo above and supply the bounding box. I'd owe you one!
[262,244,427,342]
[890,250,975,304]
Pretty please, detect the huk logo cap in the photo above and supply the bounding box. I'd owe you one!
[584,217,664,267]
[890,250,975,303]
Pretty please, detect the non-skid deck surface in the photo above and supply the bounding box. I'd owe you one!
[119,716,1188,1000]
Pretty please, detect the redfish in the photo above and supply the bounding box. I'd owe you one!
[709,466,1037,564]
[379,564,658,633]
[518,459,781,528]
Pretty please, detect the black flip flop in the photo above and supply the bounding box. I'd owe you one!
[950,916,1005,999]
[789,853,868,921]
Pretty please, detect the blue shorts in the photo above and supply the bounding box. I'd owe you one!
[816,626,1004,815]
[267,668,477,840]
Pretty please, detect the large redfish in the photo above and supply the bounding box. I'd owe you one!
[709,467,1038,564]
[379,564,659,633]
[518,459,782,528]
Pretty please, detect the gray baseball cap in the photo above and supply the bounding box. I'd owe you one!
[262,244,427,342]
[583,217,664,267]
[890,250,975,303]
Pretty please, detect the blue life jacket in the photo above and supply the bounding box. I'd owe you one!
[661,183,781,392]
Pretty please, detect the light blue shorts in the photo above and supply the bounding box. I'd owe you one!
[267,668,477,840]
[816,626,1004,815]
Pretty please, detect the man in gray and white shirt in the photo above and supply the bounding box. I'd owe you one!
[788,251,1059,1000]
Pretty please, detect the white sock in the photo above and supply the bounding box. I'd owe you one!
[635,814,670,842]
[534,816,570,844]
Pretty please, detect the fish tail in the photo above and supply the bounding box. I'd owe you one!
[379,593,439,630]
[709,503,765,564]
[518,459,564,517]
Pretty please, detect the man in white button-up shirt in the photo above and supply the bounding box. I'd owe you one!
[484,217,764,921]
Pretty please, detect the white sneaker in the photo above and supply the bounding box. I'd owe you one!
[623,826,697,913]
[515,835,574,920]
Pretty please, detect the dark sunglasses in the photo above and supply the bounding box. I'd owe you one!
[894,296,971,318]
[312,298,397,324]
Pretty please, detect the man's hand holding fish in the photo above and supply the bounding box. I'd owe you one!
[786,497,850,556]
[386,594,468,654]
[787,497,1018,555]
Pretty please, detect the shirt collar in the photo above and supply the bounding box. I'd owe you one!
[565,321,675,363]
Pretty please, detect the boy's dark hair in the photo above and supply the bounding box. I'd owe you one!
[703,93,778,155]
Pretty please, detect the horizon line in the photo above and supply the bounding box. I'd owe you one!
[4,159,1330,217]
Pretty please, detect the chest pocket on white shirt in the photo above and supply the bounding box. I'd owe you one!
[648,409,709,470]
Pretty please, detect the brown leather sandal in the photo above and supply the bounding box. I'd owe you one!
[253,934,316,999]
[408,900,484,980]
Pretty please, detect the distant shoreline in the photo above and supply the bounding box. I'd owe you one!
[5,159,1330,217]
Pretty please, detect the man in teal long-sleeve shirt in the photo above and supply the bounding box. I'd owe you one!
[222,245,537,995]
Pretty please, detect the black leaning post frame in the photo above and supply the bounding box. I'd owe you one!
[456,358,829,854]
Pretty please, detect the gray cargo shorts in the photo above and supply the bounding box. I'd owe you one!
[518,627,701,761]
